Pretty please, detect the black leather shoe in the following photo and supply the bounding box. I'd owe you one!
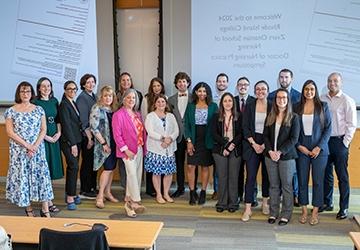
[251,200,259,207]
[198,190,206,205]
[228,208,236,213]
[278,218,289,226]
[318,204,334,213]
[293,197,300,207]
[336,209,348,220]
[216,207,224,213]
[268,217,276,224]
[171,189,185,198]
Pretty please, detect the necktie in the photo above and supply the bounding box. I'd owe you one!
[240,98,245,113]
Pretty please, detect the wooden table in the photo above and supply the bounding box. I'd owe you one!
[350,232,360,250]
[0,216,163,250]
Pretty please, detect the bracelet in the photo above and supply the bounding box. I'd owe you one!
[101,141,107,146]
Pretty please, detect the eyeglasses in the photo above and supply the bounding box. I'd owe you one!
[66,88,78,92]
[20,90,32,94]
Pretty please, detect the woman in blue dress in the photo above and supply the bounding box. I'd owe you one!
[4,81,54,217]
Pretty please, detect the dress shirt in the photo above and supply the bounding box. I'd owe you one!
[178,91,188,119]
[321,90,357,147]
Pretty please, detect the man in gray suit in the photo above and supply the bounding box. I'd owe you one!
[169,72,192,198]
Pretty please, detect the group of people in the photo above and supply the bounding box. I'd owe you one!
[4,69,357,225]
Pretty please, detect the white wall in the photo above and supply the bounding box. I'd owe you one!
[117,9,159,95]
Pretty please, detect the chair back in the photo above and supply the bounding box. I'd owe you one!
[38,228,109,250]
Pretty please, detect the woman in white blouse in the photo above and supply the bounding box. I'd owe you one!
[144,94,179,203]
[294,80,331,225]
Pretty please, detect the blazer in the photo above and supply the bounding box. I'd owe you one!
[211,112,242,157]
[294,101,332,155]
[234,95,256,114]
[263,113,300,160]
[76,90,97,131]
[59,96,83,147]
[112,107,147,158]
[242,99,272,161]
[168,92,192,143]
[184,102,218,149]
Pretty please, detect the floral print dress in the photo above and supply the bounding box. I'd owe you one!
[4,106,54,207]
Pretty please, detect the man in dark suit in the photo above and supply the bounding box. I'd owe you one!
[268,68,301,207]
[169,72,192,198]
[234,77,256,205]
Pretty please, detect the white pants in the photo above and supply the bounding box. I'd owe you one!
[123,147,143,202]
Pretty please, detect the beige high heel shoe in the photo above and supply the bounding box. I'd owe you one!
[124,202,137,218]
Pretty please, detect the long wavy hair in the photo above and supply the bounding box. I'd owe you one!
[295,80,324,116]
[146,77,165,113]
[218,92,238,121]
[192,82,213,105]
[265,89,293,127]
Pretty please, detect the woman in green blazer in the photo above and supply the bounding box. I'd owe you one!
[184,82,218,205]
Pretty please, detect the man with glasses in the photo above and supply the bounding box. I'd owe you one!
[234,77,256,205]
[320,72,357,219]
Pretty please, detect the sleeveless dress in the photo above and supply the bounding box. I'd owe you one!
[4,106,54,207]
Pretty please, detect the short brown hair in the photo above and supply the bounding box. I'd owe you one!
[173,72,191,89]
[80,73,96,90]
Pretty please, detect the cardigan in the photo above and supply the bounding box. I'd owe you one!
[184,102,218,149]
[211,112,242,157]
[263,113,300,160]
[112,107,147,158]
[144,112,179,156]
[89,104,112,170]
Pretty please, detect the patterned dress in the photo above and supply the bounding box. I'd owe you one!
[33,98,63,180]
[4,106,54,207]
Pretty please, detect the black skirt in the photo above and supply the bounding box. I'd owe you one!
[187,125,214,166]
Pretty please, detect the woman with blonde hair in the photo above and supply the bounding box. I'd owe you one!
[90,86,119,209]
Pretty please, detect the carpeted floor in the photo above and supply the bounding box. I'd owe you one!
[0,180,359,250]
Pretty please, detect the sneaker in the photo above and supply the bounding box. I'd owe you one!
[79,191,97,200]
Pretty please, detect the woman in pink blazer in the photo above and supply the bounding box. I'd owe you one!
[112,88,147,218]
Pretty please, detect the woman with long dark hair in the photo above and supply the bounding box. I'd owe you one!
[184,82,218,205]
[211,92,242,213]
[294,80,331,225]
[263,89,300,226]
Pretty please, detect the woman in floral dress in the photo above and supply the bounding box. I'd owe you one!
[4,81,53,217]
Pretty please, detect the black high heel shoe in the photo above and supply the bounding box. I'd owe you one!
[40,210,51,218]
[25,208,35,217]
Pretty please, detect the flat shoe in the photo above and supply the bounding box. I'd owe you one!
[104,194,119,203]
[67,202,77,210]
[309,216,319,225]
[48,205,60,213]
[241,212,252,222]
[278,218,289,226]
[163,196,174,203]
[156,196,166,204]
[262,204,270,215]
[268,216,276,224]
[298,215,307,224]
[96,198,105,209]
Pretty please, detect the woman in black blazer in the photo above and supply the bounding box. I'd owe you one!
[211,93,242,213]
[241,80,271,221]
[59,81,83,210]
[263,89,300,226]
